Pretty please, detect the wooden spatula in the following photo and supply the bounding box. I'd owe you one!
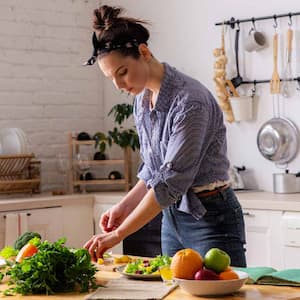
[270,33,280,94]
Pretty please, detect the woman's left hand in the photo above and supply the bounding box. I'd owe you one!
[83,231,122,261]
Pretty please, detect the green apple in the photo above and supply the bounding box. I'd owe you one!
[203,248,231,273]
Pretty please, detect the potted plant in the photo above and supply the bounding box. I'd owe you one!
[93,131,109,160]
[105,103,140,152]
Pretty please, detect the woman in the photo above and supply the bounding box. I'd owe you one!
[83,5,246,267]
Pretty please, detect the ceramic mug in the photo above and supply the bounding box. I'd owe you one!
[244,28,266,52]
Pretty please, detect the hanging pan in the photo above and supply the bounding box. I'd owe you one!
[257,32,299,166]
[257,116,299,165]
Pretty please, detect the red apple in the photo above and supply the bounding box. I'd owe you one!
[194,269,220,280]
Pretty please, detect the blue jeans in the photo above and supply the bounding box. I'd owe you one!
[161,187,247,267]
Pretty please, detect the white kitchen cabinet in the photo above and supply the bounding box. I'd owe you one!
[0,194,94,249]
[281,212,300,269]
[1,206,63,248]
[63,199,94,248]
[94,194,124,254]
[26,207,63,241]
[243,208,284,269]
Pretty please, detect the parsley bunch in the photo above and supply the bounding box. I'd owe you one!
[4,238,97,295]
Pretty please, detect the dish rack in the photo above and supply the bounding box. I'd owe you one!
[0,154,41,194]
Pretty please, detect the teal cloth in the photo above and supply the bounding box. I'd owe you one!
[234,267,300,286]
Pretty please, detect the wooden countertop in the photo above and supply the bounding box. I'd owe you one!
[1,269,300,299]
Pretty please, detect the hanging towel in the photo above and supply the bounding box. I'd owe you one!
[4,213,19,246]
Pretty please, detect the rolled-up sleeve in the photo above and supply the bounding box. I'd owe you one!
[137,161,152,185]
[148,101,211,208]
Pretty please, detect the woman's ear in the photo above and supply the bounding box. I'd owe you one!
[138,44,152,61]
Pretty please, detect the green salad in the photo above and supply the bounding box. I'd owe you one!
[124,255,171,275]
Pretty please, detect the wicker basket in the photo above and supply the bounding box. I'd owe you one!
[0,154,41,194]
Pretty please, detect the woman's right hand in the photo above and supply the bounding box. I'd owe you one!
[100,203,130,233]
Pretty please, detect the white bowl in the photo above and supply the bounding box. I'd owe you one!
[174,270,248,296]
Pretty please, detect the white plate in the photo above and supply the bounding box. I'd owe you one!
[0,128,22,155]
[116,265,162,280]
[174,270,248,296]
[15,128,29,153]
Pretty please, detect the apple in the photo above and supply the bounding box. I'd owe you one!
[194,269,220,280]
[203,248,231,273]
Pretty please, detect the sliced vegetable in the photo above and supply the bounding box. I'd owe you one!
[15,243,38,263]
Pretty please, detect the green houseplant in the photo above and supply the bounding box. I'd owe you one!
[94,103,140,155]
[93,131,109,160]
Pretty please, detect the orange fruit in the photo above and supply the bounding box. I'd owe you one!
[170,248,203,279]
[219,269,239,280]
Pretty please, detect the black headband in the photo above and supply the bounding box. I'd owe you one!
[83,32,144,66]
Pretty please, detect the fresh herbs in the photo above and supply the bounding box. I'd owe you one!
[1,238,97,296]
[0,247,18,259]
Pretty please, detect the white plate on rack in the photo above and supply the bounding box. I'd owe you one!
[0,128,28,155]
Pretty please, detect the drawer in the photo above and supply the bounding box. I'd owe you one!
[243,209,270,227]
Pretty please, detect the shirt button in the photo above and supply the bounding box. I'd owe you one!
[166,162,173,169]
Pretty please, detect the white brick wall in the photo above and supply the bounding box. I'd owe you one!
[0,0,104,191]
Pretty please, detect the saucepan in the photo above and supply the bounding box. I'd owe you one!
[257,116,299,165]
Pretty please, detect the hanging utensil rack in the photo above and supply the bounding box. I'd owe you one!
[215,11,300,28]
[215,11,300,87]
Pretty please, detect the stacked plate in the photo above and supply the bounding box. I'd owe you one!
[0,128,29,155]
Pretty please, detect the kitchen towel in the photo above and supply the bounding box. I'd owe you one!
[234,266,300,286]
[85,278,177,300]
[4,213,19,246]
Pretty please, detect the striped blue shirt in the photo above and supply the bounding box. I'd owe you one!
[133,63,229,219]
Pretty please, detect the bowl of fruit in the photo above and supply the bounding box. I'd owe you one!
[171,248,248,296]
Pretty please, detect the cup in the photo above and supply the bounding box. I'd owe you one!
[229,96,253,122]
[244,28,266,52]
[159,265,174,285]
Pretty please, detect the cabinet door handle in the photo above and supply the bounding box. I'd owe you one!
[243,212,255,217]
[3,213,31,218]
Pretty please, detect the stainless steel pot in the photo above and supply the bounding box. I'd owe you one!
[273,171,300,193]
[257,117,299,165]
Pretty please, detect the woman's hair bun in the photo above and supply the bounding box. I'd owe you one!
[93,5,122,31]
[93,5,149,43]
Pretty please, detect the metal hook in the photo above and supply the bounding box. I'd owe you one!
[251,80,257,97]
[288,13,293,27]
[273,15,278,29]
[251,18,256,31]
[297,78,300,91]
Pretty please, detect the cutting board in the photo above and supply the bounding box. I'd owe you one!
[85,278,177,300]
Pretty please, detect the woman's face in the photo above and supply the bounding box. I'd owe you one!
[98,49,150,95]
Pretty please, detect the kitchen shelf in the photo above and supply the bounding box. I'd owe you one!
[73,179,126,185]
[68,132,131,193]
[73,159,125,166]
